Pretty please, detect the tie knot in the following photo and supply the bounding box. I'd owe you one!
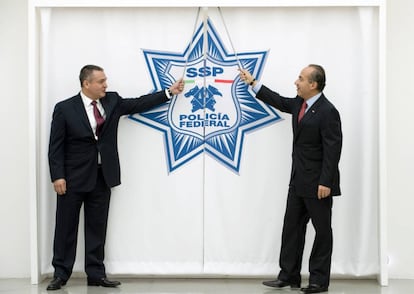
[302,101,307,109]
[91,100,97,106]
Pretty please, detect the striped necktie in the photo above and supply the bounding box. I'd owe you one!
[298,100,307,122]
[91,100,105,137]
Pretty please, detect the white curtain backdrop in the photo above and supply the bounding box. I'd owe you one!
[38,6,379,277]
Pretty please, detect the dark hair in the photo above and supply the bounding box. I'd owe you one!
[79,64,104,87]
[308,64,326,92]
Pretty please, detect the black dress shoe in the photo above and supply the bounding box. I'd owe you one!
[300,284,328,293]
[87,277,121,287]
[46,277,67,290]
[262,279,300,289]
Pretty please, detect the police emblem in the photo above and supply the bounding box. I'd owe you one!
[129,19,282,173]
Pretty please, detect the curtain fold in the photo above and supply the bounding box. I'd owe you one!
[39,6,379,277]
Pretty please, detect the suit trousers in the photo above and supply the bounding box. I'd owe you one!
[52,167,111,281]
[277,187,333,287]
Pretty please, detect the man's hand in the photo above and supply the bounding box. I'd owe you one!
[238,69,256,86]
[169,79,185,95]
[53,178,66,195]
[318,185,331,199]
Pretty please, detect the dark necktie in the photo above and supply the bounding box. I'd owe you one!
[91,100,105,137]
[298,100,307,122]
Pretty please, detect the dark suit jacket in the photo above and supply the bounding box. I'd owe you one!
[256,85,342,198]
[48,91,168,192]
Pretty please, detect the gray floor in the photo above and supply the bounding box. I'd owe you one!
[0,278,413,294]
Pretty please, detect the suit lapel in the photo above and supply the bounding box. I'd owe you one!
[99,94,114,136]
[294,95,325,141]
[72,95,94,136]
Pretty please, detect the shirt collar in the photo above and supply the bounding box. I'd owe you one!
[305,92,322,110]
[80,91,99,108]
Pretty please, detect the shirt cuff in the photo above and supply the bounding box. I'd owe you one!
[165,88,173,99]
[252,82,262,94]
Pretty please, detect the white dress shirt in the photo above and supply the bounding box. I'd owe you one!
[80,91,106,140]
[80,91,106,164]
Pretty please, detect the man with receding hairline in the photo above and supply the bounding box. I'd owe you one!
[240,65,342,294]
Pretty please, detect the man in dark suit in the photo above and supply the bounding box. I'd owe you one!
[240,65,342,294]
[46,64,184,291]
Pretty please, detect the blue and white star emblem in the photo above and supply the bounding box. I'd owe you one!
[129,19,282,173]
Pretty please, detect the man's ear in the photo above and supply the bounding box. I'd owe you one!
[310,81,318,90]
